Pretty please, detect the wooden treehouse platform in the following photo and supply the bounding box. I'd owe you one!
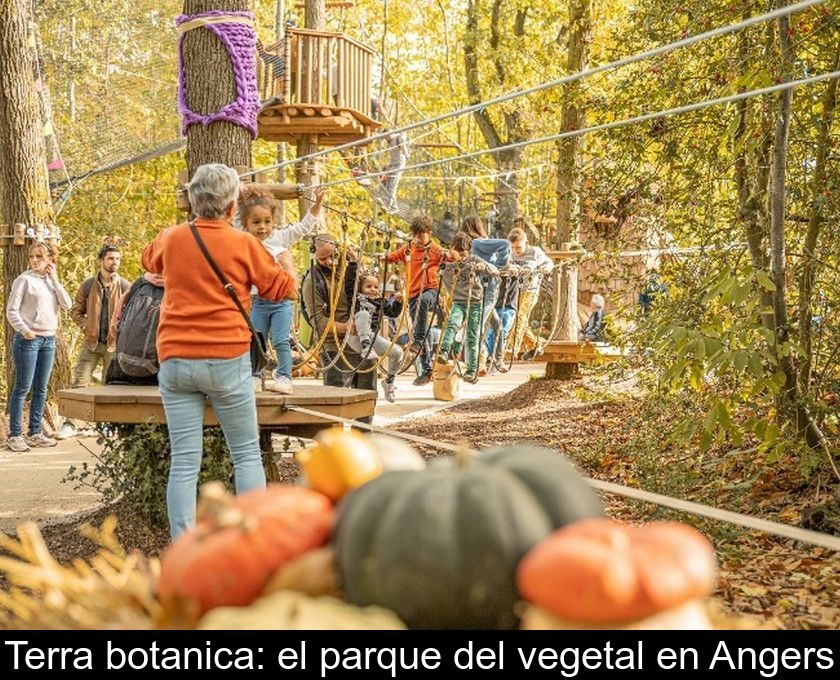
[57,384,375,439]
[538,341,625,365]
[258,103,379,146]
[257,27,380,146]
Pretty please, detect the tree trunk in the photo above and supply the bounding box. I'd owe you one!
[551,0,590,364]
[182,0,253,177]
[733,9,775,328]
[464,0,528,232]
[769,6,827,456]
[494,147,522,229]
[0,0,55,398]
[797,38,839,390]
[296,0,325,218]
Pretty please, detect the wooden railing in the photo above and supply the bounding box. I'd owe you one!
[257,28,375,118]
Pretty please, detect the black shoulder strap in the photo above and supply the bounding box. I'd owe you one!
[188,222,260,337]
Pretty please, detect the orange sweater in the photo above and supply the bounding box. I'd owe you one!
[141,219,295,361]
[386,241,454,298]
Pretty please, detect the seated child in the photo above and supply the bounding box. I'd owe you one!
[438,233,499,383]
[580,293,606,342]
[345,267,405,403]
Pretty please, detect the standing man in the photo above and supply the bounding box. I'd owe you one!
[55,244,130,439]
[301,235,377,404]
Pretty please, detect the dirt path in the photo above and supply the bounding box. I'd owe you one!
[0,438,102,532]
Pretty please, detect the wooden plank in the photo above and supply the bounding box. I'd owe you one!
[283,31,292,103]
[58,384,374,407]
[305,33,313,103]
[364,52,371,117]
[61,399,377,427]
[335,38,343,106]
[295,33,303,105]
[546,248,588,261]
[57,385,376,428]
[327,37,334,104]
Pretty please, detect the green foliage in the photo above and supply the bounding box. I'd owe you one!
[63,423,235,527]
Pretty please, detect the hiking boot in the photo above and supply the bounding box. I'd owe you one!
[496,363,510,374]
[54,422,76,440]
[7,436,30,453]
[463,372,479,384]
[381,378,396,403]
[521,348,537,361]
[25,433,57,448]
[412,372,432,387]
[267,375,294,395]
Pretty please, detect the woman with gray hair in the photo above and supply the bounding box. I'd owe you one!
[142,163,296,538]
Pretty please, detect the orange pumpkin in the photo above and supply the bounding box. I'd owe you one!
[517,518,717,628]
[158,482,334,616]
[296,428,383,502]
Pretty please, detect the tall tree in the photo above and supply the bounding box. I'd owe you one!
[182,0,252,176]
[464,0,531,230]
[275,0,287,223]
[296,0,325,218]
[548,0,591,380]
[797,38,840,390]
[768,5,832,464]
[0,0,54,394]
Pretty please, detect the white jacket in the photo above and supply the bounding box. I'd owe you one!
[6,270,73,336]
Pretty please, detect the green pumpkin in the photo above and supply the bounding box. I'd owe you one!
[332,444,603,629]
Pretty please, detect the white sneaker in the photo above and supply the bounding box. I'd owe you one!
[7,436,30,453]
[267,375,293,395]
[54,422,76,440]
[381,378,396,403]
[26,432,57,448]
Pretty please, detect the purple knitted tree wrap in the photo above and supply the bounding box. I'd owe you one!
[177,10,259,138]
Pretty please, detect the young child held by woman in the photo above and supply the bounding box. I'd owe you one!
[344,262,404,402]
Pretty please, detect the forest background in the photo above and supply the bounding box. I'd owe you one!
[1,0,838,490]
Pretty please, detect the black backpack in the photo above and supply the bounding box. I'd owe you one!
[115,278,164,378]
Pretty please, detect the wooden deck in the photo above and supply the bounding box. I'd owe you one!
[539,341,626,365]
[257,103,379,145]
[57,384,376,431]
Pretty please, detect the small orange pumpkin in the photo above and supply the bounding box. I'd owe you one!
[517,518,717,628]
[158,482,334,616]
[296,428,383,502]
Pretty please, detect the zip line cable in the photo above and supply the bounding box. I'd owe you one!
[244,0,827,179]
[283,405,840,553]
[313,69,840,190]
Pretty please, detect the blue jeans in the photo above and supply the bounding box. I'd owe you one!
[9,333,56,437]
[158,352,265,538]
[409,289,437,375]
[250,296,293,379]
[486,306,517,362]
